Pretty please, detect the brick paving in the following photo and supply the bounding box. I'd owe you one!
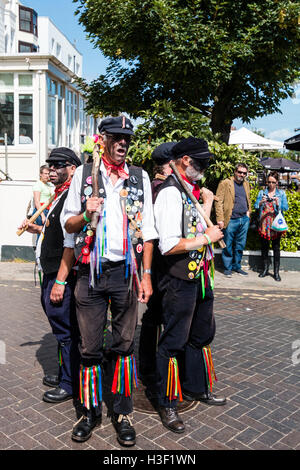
[0,278,299,451]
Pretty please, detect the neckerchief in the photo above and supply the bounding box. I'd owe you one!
[181,173,201,200]
[102,156,129,180]
[54,180,71,200]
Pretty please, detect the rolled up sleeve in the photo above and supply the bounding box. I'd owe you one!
[154,186,182,255]
[62,166,83,228]
[141,171,158,242]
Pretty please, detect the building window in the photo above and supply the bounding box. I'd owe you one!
[18,41,38,53]
[0,93,14,145]
[47,77,57,146]
[19,6,38,36]
[19,94,33,144]
[56,43,61,59]
[0,73,14,87]
[19,74,33,87]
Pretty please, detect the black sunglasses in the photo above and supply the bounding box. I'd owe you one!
[105,133,132,143]
[236,170,247,175]
[49,162,72,169]
[190,157,210,171]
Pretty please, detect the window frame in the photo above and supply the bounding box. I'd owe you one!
[0,73,34,147]
[18,41,38,53]
[19,5,38,36]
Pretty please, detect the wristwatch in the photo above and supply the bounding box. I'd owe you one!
[143,269,152,275]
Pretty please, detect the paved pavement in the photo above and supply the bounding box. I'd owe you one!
[0,262,299,452]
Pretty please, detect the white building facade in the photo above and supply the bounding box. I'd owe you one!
[0,1,97,260]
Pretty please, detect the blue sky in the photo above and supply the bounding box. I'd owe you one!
[23,0,299,143]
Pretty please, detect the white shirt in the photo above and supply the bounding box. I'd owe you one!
[63,161,157,262]
[154,175,206,255]
[35,190,75,270]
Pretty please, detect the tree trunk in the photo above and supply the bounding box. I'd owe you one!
[210,104,233,144]
[209,84,235,144]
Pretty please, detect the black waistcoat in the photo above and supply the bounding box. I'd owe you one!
[40,191,68,275]
[156,176,208,282]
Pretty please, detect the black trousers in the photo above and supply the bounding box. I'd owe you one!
[75,263,138,415]
[260,236,281,261]
[138,269,162,384]
[41,272,80,395]
[156,273,215,408]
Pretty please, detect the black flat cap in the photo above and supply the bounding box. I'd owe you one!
[46,147,82,167]
[172,137,213,160]
[151,142,176,164]
[98,116,134,135]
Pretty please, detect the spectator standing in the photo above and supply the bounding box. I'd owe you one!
[32,165,55,226]
[254,171,288,281]
[215,163,251,277]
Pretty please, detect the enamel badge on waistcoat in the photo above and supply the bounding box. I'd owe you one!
[74,165,144,290]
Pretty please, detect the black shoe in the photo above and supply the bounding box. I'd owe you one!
[112,414,136,447]
[43,387,73,403]
[158,407,185,434]
[43,375,59,388]
[71,412,101,442]
[258,268,269,278]
[274,272,281,282]
[182,389,227,406]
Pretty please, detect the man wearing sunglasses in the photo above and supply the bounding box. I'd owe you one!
[215,163,251,277]
[63,116,157,447]
[153,137,226,434]
[18,147,82,406]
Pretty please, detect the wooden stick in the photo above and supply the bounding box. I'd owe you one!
[169,161,226,248]
[90,143,102,231]
[155,173,218,200]
[16,194,55,236]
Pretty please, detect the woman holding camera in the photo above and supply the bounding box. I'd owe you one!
[254,171,288,281]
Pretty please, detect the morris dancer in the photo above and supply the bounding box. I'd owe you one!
[153,137,227,433]
[63,116,157,446]
[18,148,81,404]
[139,142,176,394]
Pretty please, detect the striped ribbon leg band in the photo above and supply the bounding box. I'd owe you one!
[166,357,183,402]
[79,365,102,410]
[58,346,63,366]
[202,346,217,393]
[111,355,139,397]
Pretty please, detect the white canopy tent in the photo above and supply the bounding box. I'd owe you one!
[228,127,284,152]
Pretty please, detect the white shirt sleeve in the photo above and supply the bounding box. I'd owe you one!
[60,199,75,248]
[141,170,158,242]
[154,185,183,255]
[62,165,84,228]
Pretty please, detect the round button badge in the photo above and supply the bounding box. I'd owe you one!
[188,261,197,271]
[84,186,92,196]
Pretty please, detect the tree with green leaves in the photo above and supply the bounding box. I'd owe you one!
[74,0,300,143]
